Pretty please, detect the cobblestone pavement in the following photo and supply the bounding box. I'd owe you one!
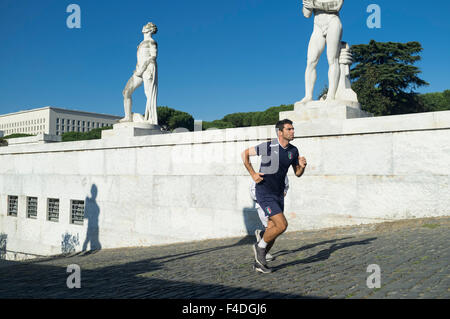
[0,217,449,299]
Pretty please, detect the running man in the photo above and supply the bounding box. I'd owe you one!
[250,175,289,263]
[242,119,307,273]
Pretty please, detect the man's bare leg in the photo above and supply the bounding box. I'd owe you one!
[265,220,276,253]
[253,214,286,272]
[257,220,276,254]
[262,213,288,244]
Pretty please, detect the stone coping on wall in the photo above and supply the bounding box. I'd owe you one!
[0,110,449,155]
[6,134,62,145]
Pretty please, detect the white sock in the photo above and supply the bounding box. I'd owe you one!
[258,239,268,249]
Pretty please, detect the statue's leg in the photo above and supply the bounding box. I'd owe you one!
[121,75,143,122]
[299,28,326,104]
[325,17,343,101]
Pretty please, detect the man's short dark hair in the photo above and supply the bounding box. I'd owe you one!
[276,119,293,132]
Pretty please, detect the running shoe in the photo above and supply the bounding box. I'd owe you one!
[253,243,267,267]
[253,262,272,274]
[254,229,273,261]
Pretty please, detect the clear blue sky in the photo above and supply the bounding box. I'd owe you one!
[1,0,449,121]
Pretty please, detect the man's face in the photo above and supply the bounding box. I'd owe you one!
[280,124,295,141]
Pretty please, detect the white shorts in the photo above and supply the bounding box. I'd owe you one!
[255,202,269,228]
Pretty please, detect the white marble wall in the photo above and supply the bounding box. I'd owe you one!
[0,111,449,258]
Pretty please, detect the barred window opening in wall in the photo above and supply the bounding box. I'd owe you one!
[47,198,60,222]
[7,196,18,217]
[71,200,85,225]
[27,197,38,219]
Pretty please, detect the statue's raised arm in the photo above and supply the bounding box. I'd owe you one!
[316,0,343,12]
[302,0,314,18]
[303,0,343,16]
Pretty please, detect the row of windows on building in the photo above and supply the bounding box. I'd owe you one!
[56,118,113,128]
[56,124,111,135]
[0,118,46,129]
[55,118,114,135]
[3,125,46,135]
[0,118,47,135]
[6,195,85,226]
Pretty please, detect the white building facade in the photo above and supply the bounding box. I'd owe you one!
[0,107,121,136]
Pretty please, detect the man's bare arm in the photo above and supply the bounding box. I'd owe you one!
[241,147,264,183]
[293,156,307,177]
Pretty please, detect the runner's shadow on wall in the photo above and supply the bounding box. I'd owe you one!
[82,184,102,254]
[239,202,265,245]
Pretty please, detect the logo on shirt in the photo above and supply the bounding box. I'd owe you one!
[288,152,293,160]
[266,207,272,215]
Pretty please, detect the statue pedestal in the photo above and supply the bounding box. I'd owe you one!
[280,100,373,122]
[101,121,163,139]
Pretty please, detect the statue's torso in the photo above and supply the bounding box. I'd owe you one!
[136,39,157,80]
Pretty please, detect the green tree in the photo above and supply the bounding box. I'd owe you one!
[419,90,450,112]
[350,40,429,115]
[157,106,194,131]
[202,120,235,130]
[262,105,293,125]
[62,126,112,142]
[223,113,248,128]
[351,66,395,116]
[169,112,194,131]
[156,106,175,131]
[204,104,294,130]
[3,133,34,139]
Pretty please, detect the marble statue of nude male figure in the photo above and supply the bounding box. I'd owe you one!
[121,22,158,124]
[298,0,344,104]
